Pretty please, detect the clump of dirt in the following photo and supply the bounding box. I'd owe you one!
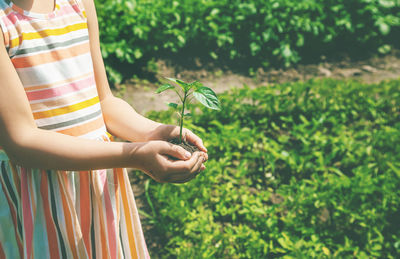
[169,138,200,155]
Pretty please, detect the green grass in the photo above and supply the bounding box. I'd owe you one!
[132,78,400,258]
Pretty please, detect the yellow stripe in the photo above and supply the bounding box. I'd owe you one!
[10,22,87,47]
[30,87,98,112]
[33,96,99,119]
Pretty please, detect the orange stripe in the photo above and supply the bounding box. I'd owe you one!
[58,174,79,259]
[117,170,138,259]
[98,200,109,258]
[0,241,5,259]
[56,117,104,136]
[25,72,92,91]
[79,172,92,259]
[12,42,90,68]
[113,169,120,232]
[10,4,24,14]
[39,171,60,259]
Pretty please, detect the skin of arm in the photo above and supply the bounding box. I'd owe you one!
[82,0,208,161]
[0,0,206,182]
[81,0,198,144]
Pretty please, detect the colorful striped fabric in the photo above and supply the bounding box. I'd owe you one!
[0,0,150,257]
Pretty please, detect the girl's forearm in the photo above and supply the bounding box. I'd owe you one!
[5,127,143,171]
[101,96,161,142]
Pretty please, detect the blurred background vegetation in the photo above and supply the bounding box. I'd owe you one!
[95,0,399,84]
[94,0,400,258]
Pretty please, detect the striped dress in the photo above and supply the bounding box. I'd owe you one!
[0,0,150,258]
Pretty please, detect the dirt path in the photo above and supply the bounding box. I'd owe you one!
[115,53,400,115]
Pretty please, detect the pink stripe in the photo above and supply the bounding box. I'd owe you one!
[21,168,34,259]
[3,7,32,22]
[102,175,117,259]
[26,76,95,101]
[2,10,26,24]
[1,15,14,27]
[99,169,106,184]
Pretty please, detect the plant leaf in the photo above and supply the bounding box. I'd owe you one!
[156,84,174,93]
[166,77,184,84]
[191,81,204,91]
[166,78,189,91]
[167,102,178,109]
[193,87,221,110]
[184,113,192,117]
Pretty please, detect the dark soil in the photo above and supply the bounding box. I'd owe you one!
[169,138,200,155]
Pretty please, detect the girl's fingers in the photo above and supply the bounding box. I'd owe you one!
[183,129,208,153]
[162,143,192,160]
[167,152,203,174]
[190,152,205,174]
[170,154,206,183]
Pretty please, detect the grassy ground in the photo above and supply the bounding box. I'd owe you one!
[119,52,400,258]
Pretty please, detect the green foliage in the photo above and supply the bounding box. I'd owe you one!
[95,0,400,83]
[133,78,400,258]
[156,78,220,142]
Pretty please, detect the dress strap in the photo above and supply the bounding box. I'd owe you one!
[0,0,10,51]
[68,0,86,19]
[0,149,8,161]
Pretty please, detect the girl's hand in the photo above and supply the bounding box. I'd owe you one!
[147,124,208,160]
[133,140,206,183]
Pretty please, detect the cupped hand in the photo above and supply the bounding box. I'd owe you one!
[147,124,208,160]
[133,140,206,183]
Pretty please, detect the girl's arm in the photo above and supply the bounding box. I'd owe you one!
[81,0,159,142]
[0,32,205,182]
[82,0,206,154]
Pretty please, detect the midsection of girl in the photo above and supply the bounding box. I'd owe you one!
[0,0,206,257]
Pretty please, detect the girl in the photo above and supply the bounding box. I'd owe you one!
[0,0,207,257]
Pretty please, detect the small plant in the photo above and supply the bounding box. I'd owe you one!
[156,78,221,150]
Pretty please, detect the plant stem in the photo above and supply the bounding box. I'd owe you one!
[179,93,187,143]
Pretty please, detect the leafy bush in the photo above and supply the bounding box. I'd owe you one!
[95,0,400,83]
[131,78,400,258]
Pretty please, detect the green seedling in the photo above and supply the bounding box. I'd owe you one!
[156,78,221,144]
